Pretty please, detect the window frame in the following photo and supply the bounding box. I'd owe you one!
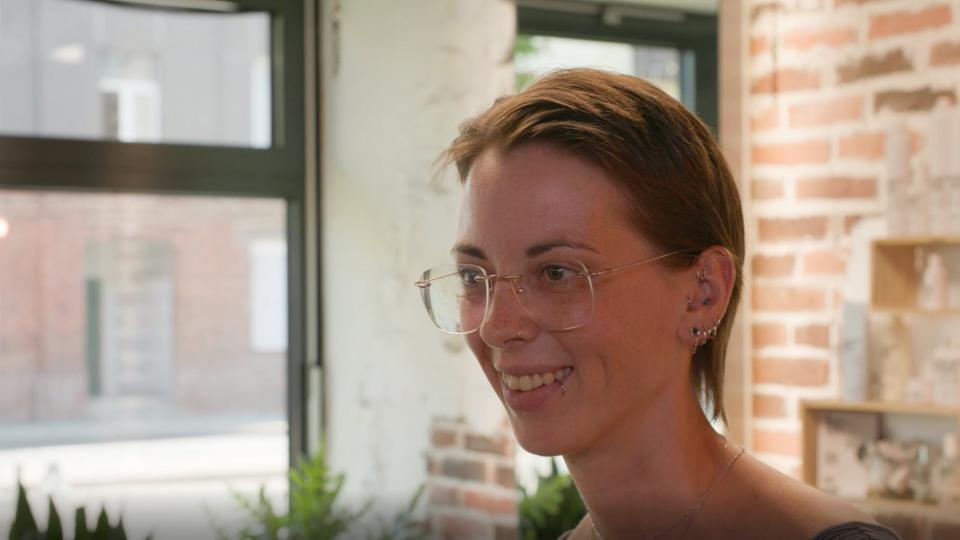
[0,0,312,466]
[516,0,719,132]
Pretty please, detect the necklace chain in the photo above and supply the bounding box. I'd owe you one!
[589,442,745,540]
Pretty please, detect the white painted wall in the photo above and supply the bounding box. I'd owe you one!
[320,0,516,518]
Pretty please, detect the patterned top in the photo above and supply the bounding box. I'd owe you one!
[557,521,902,539]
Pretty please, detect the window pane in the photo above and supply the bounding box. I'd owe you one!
[514,35,682,100]
[0,0,271,148]
[0,190,288,539]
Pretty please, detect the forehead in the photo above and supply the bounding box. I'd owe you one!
[457,142,641,257]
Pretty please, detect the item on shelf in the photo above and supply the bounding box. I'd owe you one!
[869,313,910,402]
[839,302,868,402]
[935,433,960,505]
[932,340,960,406]
[911,443,934,503]
[816,412,878,497]
[864,439,921,500]
[918,252,949,311]
[885,124,910,237]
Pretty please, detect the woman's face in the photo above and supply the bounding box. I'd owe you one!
[456,142,692,456]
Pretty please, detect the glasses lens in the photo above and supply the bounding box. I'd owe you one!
[517,259,594,331]
[419,264,488,334]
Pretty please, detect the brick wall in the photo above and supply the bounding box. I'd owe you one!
[426,417,518,540]
[747,0,960,536]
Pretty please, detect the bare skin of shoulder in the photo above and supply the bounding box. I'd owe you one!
[565,452,876,540]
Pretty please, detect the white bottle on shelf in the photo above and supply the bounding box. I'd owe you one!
[918,252,949,311]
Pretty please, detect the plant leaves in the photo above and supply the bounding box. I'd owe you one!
[10,481,39,540]
[46,497,64,540]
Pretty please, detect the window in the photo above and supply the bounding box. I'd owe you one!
[516,0,718,131]
[0,1,311,538]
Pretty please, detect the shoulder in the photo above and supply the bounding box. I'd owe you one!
[704,452,880,539]
[811,522,902,540]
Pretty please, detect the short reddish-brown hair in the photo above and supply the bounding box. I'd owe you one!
[442,68,744,422]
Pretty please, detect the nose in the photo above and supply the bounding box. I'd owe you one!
[478,275,539,348]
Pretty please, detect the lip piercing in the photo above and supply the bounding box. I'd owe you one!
[560,382,566,395]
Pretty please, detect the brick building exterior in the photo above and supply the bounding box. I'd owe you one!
[0,191,286,425]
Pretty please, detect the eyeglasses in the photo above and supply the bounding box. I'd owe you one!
[414,251,686,334]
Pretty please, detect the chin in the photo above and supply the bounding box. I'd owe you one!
[506,412,573,457]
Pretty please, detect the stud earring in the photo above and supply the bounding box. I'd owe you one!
[686,297,695,311]
[702,297,711,306]
[697,268,706,281]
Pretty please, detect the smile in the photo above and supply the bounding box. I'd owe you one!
[499,366,573,391]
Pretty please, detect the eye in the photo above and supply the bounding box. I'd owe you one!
[538,262,583,284]
[458,266,484,286]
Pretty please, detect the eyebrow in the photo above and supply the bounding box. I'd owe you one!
[450,239,599,259]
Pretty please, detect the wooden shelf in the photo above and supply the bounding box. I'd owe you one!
[802,400,960,417]
[847,497,960,522]
[801,401,960,491]
[870,306,960,316]
[873,236,960,247]
[870,238,960,312]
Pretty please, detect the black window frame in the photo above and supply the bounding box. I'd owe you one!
[516,0,719,133]
[0,0,312,466]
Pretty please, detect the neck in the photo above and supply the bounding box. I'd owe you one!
[562,381,727,539]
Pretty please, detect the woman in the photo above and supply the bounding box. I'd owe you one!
[415,69,899,540]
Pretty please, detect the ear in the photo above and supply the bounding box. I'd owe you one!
[677,246,736,350]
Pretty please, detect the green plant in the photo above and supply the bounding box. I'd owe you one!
[226,446,362,540]
[514,34,542,91]
[518,459,586,540]
[222,446,429,540]
[8,481,146,540]
[361,485,428,540]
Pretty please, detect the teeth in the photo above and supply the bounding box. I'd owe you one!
[500,367,571,392]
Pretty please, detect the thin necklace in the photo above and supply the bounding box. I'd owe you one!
[589,442,746,540]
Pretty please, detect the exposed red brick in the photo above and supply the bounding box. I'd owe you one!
[495,465,515,489]
[844,215,864,234]
[838,132,885,161]
[750,2,781,22]
[432,428,457,448]
[754,357,830,385]
[837,49,912,83]
[931,40,960,66]
[753,393,788,418]
[784,27,856,51]
[751,106,779,132]
[435,514,490,538]
[753,254,795,278]
[441,458,487,482]
[753,428,802,456]
[758,217,829,242]
[496,525,520,540]
[789,95,864,127]
[430,485,459,506]
[465,433,509,456]
[753,285,828,312]
[796,176,876,199]
[875,86,957,112]
[463,489,516,515]
[753,322,787,348]
[752,179,784,200]
[751,35,771,56]
[752,140,831,165]
[751,68,820,94]
[868,4,952,40]
[795,324,831,348]
[802,250,847,275]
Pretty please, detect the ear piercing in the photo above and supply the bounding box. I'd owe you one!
[690,318,722,353]
[687,296,712,311]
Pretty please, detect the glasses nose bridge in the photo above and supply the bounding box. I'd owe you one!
[489,272,525,295]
